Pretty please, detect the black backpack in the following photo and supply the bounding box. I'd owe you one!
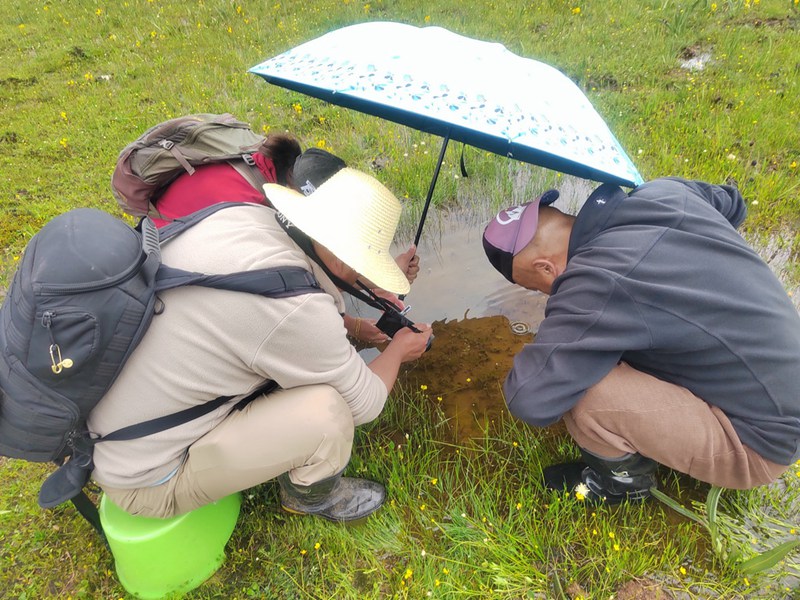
[0,203,321,530]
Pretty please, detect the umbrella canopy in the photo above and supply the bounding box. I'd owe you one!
[249,21,644,188]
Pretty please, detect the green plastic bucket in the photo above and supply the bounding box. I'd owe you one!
[99,493,241,599]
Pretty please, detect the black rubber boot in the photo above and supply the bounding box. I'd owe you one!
[580,450,657,503]
[277,471,386,522]
[543,450,657,504]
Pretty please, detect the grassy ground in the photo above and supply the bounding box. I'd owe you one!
[2,1,800,598]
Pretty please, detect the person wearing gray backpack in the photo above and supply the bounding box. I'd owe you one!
[88,167,432,521]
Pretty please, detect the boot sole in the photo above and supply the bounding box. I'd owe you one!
[280,503,383,523]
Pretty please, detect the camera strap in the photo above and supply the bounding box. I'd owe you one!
[274,211,400,314]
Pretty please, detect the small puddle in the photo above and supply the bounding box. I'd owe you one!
[344,180,598,441]
[346,186,592,441]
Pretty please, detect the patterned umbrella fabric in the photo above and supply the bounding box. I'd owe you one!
[250,21,644,188]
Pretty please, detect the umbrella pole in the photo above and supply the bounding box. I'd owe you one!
[413,130,451,247]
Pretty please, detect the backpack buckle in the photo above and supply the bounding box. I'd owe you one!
[242,153,256,166]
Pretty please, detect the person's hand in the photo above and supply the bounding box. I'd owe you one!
[394,245,420,284]
[386,323,432,362]
[350,317,390,345]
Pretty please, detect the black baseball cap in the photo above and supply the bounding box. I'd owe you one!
[292,148,347,196]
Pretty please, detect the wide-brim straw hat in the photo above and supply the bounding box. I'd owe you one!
[264,168,410,295]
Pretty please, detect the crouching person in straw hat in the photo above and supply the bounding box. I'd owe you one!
[482,178,800,503]
[87,168,432,521]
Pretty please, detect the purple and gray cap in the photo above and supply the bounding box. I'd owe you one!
[482,189,560,283]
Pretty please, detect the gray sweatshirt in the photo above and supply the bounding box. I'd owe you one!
[504,177,800,465]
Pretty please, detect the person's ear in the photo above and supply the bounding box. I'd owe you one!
[531,258,558,294]
[532,258,557,278]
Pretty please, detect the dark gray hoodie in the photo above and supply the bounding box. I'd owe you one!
[504,177,800,465]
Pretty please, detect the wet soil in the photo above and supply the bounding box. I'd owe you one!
[402,314,532,441]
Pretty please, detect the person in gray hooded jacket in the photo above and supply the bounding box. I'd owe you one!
[483,178,800,502]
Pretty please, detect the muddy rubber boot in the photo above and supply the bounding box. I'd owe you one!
[543,450,657,504]
[277,471,386,522]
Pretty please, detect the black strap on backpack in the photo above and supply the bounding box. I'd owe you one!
[69,380,280,539]
[38,203,322,532]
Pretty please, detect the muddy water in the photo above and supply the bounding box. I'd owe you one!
[345,180,598,440]
[345,208,553,441]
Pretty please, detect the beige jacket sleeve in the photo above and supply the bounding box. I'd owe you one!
[249,281,388,426]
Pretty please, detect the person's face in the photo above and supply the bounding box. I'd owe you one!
[313,242,360,286]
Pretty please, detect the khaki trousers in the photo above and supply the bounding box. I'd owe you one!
[562,363,788,489]
[102,384,355,518]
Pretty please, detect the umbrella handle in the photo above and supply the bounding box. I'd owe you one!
[402,131,451,302]
[413,130,451,247]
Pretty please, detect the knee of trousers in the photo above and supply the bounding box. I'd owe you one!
[300,384,356,445]
[570,386,617,426]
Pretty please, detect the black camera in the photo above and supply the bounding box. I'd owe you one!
[375,309,433,351]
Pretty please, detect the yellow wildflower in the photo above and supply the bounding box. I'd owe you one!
[404,568,413,579]
[571,7,581,15]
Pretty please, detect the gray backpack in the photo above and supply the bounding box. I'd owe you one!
[111,113,267,217]
[0,203,321,523]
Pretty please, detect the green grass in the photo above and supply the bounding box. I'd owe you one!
[3,386,799,598]
[2,1,800,598]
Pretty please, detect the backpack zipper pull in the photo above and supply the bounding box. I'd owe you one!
[42,311,74,374]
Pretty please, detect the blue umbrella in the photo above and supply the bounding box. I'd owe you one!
[250,21,643,244]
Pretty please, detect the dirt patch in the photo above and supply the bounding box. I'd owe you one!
[402,314,532,440]
[615,578,675,600]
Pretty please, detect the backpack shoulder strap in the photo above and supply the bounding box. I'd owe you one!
[152,202,323,298]
[155,265,321,297]
[155,201,254,241]
[229,156,269,193]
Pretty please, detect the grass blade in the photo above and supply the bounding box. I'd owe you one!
[649,487,707,527]
[737,540,800,575]
[706,486,722,527]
